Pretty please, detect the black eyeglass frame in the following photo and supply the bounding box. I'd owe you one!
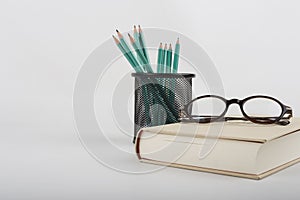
[179,95,293,125]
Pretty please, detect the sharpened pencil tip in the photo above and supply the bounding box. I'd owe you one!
[116,30,123,38]
[128,33,134,43]
[176,37,180,44]
[164,43,167,49]
[112,35,119,44]
[169,44,172,50]
[159,43,163,48]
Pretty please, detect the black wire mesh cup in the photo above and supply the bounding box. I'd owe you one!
[132,73,195,143]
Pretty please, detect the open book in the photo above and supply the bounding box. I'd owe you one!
[135,118,300,179]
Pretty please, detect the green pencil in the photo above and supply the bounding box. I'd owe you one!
[133,25,143,66]
[114,33,151,124]
[116,30,134,55]
[128,33,153,73]
[133,25,140,47]
[157,43,163,73]
[116,30,144,72]
[112,35,143,72]
[172,38,180,73]
[166,44,172,73]
[138,25,150,63]
[162,43,167,73]
[156,43,164,124]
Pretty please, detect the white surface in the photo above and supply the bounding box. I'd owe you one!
[1,0,300,199]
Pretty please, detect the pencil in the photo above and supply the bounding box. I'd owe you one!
[133,25,143,65]
[128,33,153,73]
[157,43,163,73]
[116,30,143,72]
[162,43,167,73]
[116,30,133,55]
[112,35,143,73]
[117,30,151,124]
[138,25,150,63]
[166,44,172,73]
[133,25,140,46]
[155,43,163,124]
[172,38,180,73]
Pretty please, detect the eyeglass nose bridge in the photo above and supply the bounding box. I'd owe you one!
[227,98,240,105]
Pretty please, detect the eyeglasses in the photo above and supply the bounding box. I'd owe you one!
[179,95,293,125]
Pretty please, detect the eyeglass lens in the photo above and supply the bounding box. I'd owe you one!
[243,97,282,118]
[190,97,226,117]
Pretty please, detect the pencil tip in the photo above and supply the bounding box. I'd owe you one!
[128,33,134,43]
[134,25,136,28]
[177,37,180,43]
[169,44,172,49]
[164,43,167,49]
[112,35,119,43]
[116,30,122,38]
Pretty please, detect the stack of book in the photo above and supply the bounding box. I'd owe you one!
[135,118,300,179]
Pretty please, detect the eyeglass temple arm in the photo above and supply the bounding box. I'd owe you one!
[223,117,290,126]
[277,106,293,126]
[284,106,293,119]
[179,114,291,125]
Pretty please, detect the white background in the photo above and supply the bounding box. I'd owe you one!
[1,0,300,199]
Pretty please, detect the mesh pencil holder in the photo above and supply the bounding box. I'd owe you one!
[132,73,195,143]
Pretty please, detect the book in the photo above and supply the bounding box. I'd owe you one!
[135,118,300,180]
